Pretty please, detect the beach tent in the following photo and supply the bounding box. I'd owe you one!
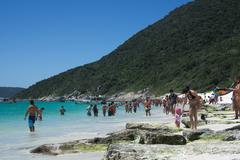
[214,88,232,96]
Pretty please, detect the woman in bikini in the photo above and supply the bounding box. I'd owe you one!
[183,86,202,130]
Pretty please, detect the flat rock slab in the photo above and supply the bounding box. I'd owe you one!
[198,123,240,132]
[139,132,187,145]
[126,123,180,133]
[104,141,240,160]
[183,129,214,141]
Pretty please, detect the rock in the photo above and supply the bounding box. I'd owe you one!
[224,135,237,141]
[30,144,58,155]
[139,131,186,145]
[205,104,232,112]
[89,129,136,144]
[223,130,240,141]
[198,128,240,142]
[107,129,136,141]
[104,142,240,160]
[104,144,139,160]
[182,113,188,117]
[104,126,186,145]
[88,137,113,144]
[225,124,240,131]
[31,140,107,155]
[125,123,179,133]
[181,118,207,128]
[183,128,214,141]
[126,123,161,131]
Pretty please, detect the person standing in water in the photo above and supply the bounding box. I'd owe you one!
[232,76,240,119]
[86,104,92,116]
[60,106,66,115]
[102,104,107,117]
[38,107,44,121]
[24,100,39,132]
[125,101,129,113]
[93,104,98,117]
[128,102,133,113]
[108,103,112,116]
[183,86,202,130]
[144,97,152,116]
[133,101,137,113]
[163,95,170,115]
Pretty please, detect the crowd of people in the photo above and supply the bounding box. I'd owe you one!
[24,76,240,132]
[86,102,118,117]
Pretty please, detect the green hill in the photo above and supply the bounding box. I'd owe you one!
[17,0,240,98]
[0,87,25,98]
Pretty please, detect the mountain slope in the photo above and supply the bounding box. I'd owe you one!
[17,0,240,98]
[0,87,25,98]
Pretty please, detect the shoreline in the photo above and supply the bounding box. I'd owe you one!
[29,103,240,160]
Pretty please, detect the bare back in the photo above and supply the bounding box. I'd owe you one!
[186,90,202,110]
[28,105,39,116]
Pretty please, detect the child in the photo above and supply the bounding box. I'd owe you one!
[175,107,182,128]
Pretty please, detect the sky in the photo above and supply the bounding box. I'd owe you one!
[0,0,191,88]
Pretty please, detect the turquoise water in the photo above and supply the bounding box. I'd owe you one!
[0,101,172,160]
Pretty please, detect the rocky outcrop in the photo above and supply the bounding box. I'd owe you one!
[225,124,240,131]
[126,122,181,133]
[183,129,214,141]
[31,144,58,155]
[223,130,240,141]
[204,104,232,112]
[104,144,139,160]
[31,120,240,158]
[181,118,208,128]
[31,140,108,155]
[104,141,240,160]
[107,92,148,102]
[31,123,185,156]
[139,131,186,145]
[89,129,136,144]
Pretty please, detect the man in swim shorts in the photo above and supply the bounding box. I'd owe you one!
[144,97,152,116]
[24,100,39,132]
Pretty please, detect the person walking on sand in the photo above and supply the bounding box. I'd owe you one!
[175,107,182,128]
[163,95,170,115]
[24,100,39,132]
[144,97,152,116]
[169,89,178,115]
[232,76,240,119]
[60,106,66,115]
[183,86,202,130]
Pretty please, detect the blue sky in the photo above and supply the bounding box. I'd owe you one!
[0,0,191,88]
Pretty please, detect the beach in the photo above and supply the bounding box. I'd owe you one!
[0,101,172,160]
[2,91,240,160]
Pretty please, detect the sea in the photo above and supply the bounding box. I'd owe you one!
[0,101,173,160]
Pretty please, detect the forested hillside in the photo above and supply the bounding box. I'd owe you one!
[17,0,240,98]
